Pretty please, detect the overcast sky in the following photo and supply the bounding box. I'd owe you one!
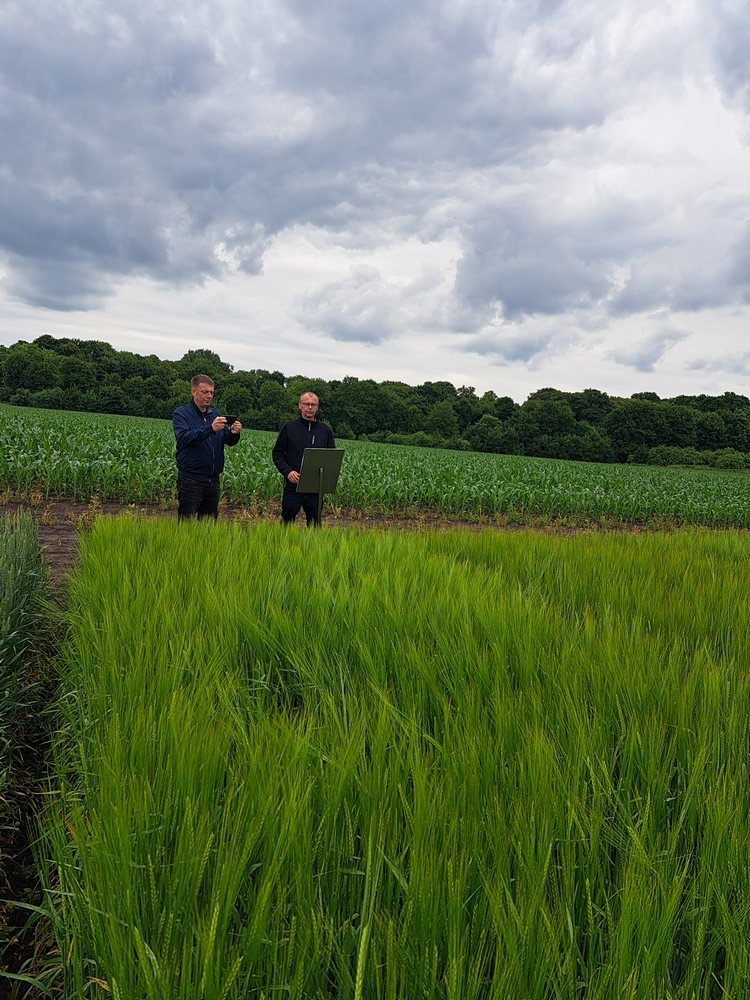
[1,0,748,399]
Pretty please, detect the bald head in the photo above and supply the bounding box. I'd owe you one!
[298,392,319,420]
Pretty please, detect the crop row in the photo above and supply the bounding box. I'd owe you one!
[3,404,750,524]
[0,510,45,923]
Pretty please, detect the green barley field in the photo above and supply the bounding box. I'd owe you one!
[3,404,750,524]
[40,517,750,999]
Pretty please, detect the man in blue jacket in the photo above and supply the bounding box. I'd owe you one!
[172,375,242,520]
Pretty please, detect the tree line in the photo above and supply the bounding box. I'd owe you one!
[2,335,750,468]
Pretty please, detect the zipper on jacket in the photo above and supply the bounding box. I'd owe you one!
[204,410,215,478]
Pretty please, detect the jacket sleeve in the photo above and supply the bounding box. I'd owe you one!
[325,424,336,448]
[173,407,215,448]
[272,424,292,477]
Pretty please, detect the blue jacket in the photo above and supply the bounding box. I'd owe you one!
[173,400,239,482]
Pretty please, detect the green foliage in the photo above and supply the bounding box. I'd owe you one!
[254,379,293,431]
[710,447,747,470]
[516,397,578,440]
[172,349,233,382]
[335,422,355,440]
[695,410,727,451]
[645,445,750,469]
[510,400,614,463]
[220,384,255,421]
[493,394,517,420]
[568,388,613,426]
[41,520,750,997]
[426,400,459,438]
[328,377,388,437]
[668,390,750,412]
[466,414,506,453]
[59,355,97,393]
[4,342,61,391]
[721,410,750,452]
[604,400,665,461]
[648,446,706,467]
[0,509,44,706]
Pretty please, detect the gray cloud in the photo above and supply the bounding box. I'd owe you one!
[712,0,750,109]
[465,329,557,365]
[295,258,453,343]
[687,351,750,376]
[295,265,394,344]
[0,0,747,341]
[608,328,690,372]
[728,224,750,297]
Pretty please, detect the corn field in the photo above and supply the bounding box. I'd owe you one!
[3,404,750,523]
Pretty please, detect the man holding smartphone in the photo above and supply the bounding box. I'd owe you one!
[172,374,242,520]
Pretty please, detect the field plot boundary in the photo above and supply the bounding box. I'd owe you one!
[32,519,750,997]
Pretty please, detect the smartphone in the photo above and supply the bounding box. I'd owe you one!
[224,415,238,426]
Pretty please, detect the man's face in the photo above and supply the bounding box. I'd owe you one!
[299,395,319,420]
[191,382,214,412]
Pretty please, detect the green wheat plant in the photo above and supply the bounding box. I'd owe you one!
[40,518,750,998]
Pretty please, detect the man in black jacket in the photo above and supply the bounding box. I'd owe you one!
[272,392,335,525]
[173,375,242,520]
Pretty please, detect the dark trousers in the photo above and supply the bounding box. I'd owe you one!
[281,483,319,526]
[177,476,220,521]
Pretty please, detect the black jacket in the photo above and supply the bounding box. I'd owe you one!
[173,400,239,481]
[272,416,335,481]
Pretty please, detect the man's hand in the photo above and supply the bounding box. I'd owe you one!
[287,470,300,485]
[230,420,242,434]
[212,416,227,432]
